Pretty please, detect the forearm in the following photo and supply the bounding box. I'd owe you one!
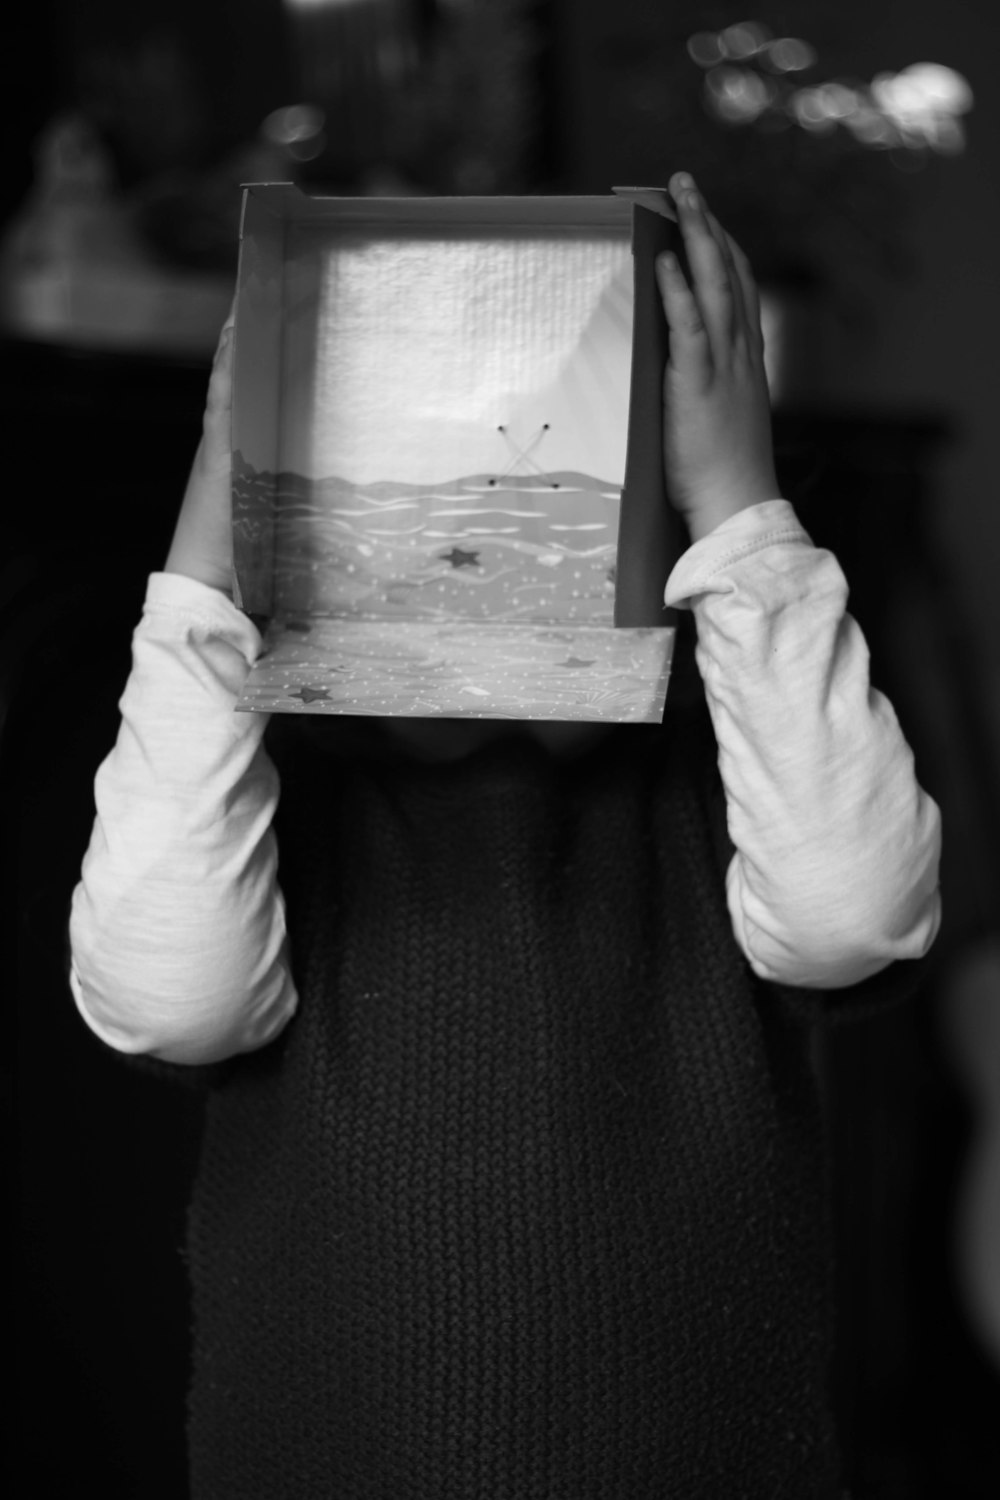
[666,500,942,988]
[69,572,298,1063]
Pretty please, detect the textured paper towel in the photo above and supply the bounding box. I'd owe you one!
[299,236,634,486]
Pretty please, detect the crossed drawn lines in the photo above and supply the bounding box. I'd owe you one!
[489,423,560,488]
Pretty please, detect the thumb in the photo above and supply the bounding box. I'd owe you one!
[201,323,234,470]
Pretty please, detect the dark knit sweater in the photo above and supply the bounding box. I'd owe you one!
[182,698,904,1499]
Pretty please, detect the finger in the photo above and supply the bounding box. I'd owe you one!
[655,252,711,378]
[724,232,766,359]
[668,174,734,365]
[203,324,234,461]
[213,313,235,363]
[702,205,747,334]
[208,300,236,380]
[208,324,234,398]
[678,179,748,347]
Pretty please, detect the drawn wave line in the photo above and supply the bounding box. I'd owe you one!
[548,544,613,557]
[357,525,428,537]
[515,486,604,496]
[317,504,421,517]
[403,534,615,557]
[425,508,548,519]
[486,537,614,558]
[413,493,478,502]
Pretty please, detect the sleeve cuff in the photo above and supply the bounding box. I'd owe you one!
[145,571,264,660]
[664,500,812,609]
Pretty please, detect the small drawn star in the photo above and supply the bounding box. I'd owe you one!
[562,657,597,669]
[289,685,330,704]
[440,547,481,569]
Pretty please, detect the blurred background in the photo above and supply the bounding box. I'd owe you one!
[4,2,999,1495]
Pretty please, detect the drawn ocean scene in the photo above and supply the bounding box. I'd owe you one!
[233,455,674,720]
[268,462,620,623]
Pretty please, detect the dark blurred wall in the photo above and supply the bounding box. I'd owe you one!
[55,0,293,169]
[815,0,1000,728]
[2,0,293,233]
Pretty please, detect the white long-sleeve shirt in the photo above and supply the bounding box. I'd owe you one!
[69,500,942,1065]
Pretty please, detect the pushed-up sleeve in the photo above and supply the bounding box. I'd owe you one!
[665,500,942,991]
[69,572,298,1065]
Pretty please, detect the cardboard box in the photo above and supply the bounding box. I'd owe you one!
[231,183,683,722]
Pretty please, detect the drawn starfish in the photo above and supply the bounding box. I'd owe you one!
[289,685,330,704]
[440,547,481,569]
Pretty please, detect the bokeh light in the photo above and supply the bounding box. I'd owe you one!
[262,103,327,161]
[719,20,771,60]
[686,32,724,69]
[871,63,973,151]
[705,65,776,123]
[763,37,817,74]
[690,21,972,156]
[873,62,973,120]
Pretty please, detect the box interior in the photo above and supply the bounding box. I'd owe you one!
[231,188,678,722]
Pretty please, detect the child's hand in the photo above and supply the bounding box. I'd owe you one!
[657,173,779,543]
[164,309,236,596]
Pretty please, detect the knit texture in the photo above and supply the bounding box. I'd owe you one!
[185,702,845,1499]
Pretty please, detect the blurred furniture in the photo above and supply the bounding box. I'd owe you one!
[5,334,999,1497]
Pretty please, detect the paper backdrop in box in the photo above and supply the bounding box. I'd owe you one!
[231,186,680,721]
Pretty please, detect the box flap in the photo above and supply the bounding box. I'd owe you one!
[231,186,287,615]
[615,194,687,626]
[611,186,677,223]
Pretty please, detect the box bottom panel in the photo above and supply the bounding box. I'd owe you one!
[236,619,674,723]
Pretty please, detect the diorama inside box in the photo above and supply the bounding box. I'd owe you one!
[231,184,681,722]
